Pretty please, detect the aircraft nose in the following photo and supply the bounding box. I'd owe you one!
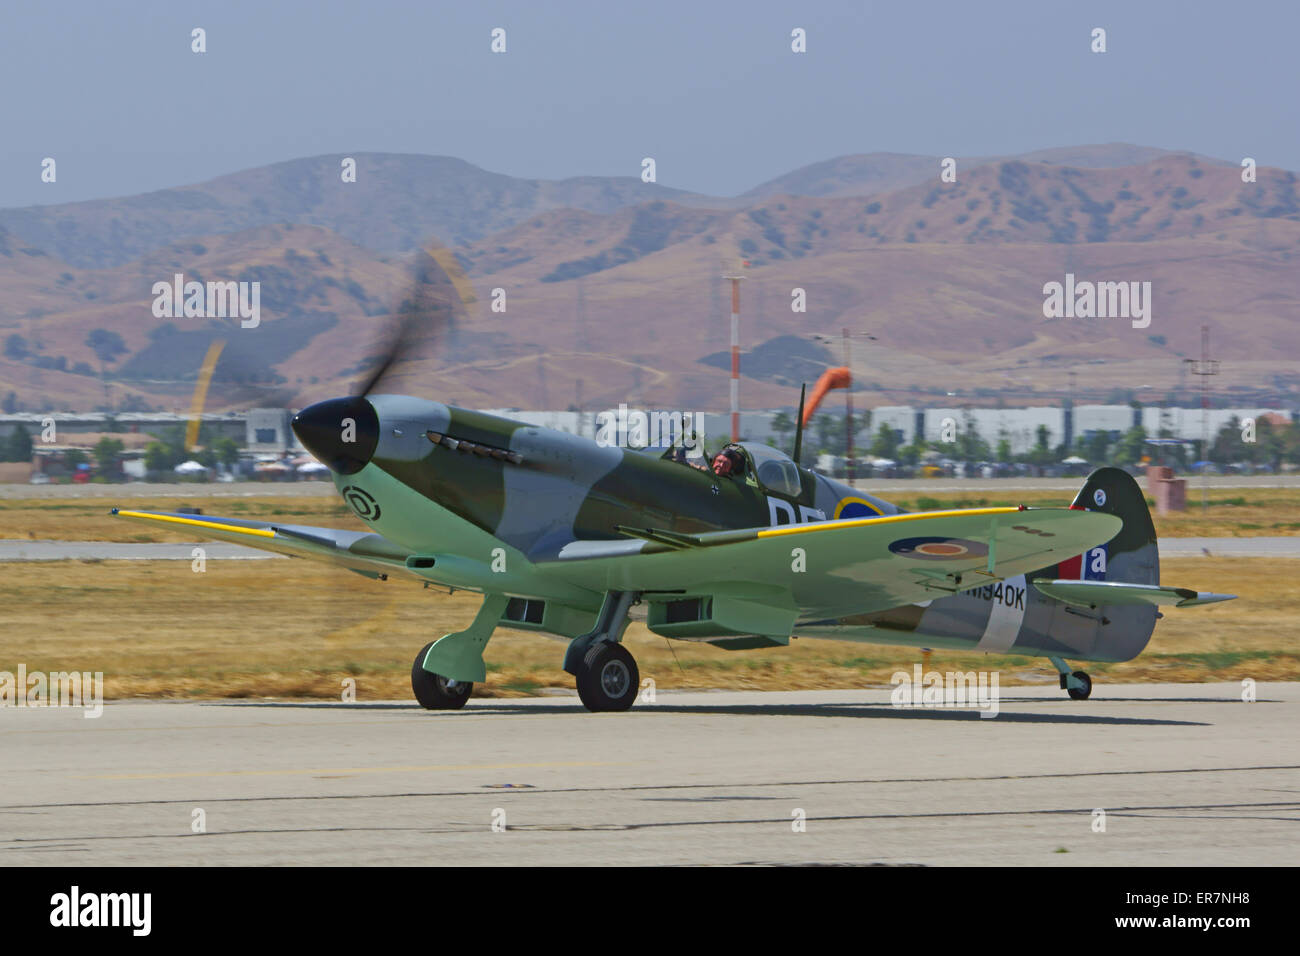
[291,396,379,475]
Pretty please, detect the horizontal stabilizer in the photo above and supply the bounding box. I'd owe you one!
[1033,579,1236,609]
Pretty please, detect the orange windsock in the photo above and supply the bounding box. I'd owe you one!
[801,366,851,426]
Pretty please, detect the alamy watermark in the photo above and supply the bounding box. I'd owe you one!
[595,404,705,450]
[890,665,1000,718]
[50,886,150,936]
[151,273,260,328]
[1042,273,1151,329]
[1,665,103,718]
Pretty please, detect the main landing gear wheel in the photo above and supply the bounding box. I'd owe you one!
[411,641,473,710]
[576,642,639,713]
[1067,670,1092,701]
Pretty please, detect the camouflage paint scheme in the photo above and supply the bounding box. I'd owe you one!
[115,395,1230,687]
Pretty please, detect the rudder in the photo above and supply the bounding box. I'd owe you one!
[1046,467,1159,662]
[1067,467,1158,587]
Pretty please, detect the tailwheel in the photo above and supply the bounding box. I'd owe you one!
[1067,670,1092,701]
[576,642,639,713]
[411,641,473,710]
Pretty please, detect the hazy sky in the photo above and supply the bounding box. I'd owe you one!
[3,0,1295,208]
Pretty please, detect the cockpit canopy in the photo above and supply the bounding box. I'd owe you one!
[736,442,803,498]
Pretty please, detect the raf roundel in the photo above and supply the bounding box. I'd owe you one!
[888,536,989,561]
[834,496,882,519]
[1093,488,1107,507]
[341,485,381,521]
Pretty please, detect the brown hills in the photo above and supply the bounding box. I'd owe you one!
[1,148,1296,415]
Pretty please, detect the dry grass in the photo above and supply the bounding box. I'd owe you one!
[0,557,1291,701]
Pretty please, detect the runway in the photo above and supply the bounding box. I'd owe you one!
[3,474,1298,499]
[0,540,286,561]
[2,683,1296,866]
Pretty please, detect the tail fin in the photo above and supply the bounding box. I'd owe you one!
[1064,467,1158,587]
[1032,467,1234,662]
[1018,468,1162,663]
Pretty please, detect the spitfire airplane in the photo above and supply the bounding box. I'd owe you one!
[112,250,1233,712]
[114,406,1235,711]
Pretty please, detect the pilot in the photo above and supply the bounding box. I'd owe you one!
[711,447,744,477]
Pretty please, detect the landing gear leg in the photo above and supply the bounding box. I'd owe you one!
[412,593,508,709]
[564,591,639,712]
[1049,655,1092,700]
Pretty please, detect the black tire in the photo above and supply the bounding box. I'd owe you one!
[1067,670,1092,701]
[411,641,473,710]
[576,642,639,713]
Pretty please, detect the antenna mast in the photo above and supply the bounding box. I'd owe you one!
[1183,325,1219,513]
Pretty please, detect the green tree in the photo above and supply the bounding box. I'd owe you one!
[1080,429,1111,464]
[869,422,900,459]
[212,436,240,469]
[957,411,992,461]
[147,424,197,466]
[1023,424,1054,467]
[1282,423,1300,465]
[1256,418,1284,471]
[770,411,794,451]
[93,436,125,476]
[814,414,837,455]
[1209,417,1243,465]
[769,411,790,442]
[1111,426,1148,467]
[897,437,926,467]
[144,442,172,474]
[5,424,33,462]
[65,449,88,469]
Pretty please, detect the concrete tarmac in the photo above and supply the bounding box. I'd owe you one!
[4,474,1299,499]
[2,683,1296,866]
[0,540,285,561]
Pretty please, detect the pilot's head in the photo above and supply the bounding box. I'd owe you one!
[711,452,733,476]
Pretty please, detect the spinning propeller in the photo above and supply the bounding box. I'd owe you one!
[290,242,474,473]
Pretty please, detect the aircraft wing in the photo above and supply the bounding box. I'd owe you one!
[541,507,1122,620]
[112,509,413,579]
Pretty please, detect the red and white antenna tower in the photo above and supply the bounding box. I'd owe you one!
[721,257,748,442]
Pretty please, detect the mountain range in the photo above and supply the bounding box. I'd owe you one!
[1,144,1296,415]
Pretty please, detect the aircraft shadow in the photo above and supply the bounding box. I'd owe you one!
[204,700,1213,725]
[469,702,1207,725]
[201,701,417,710]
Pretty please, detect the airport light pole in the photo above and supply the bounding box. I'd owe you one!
[1183,325,1219,513]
